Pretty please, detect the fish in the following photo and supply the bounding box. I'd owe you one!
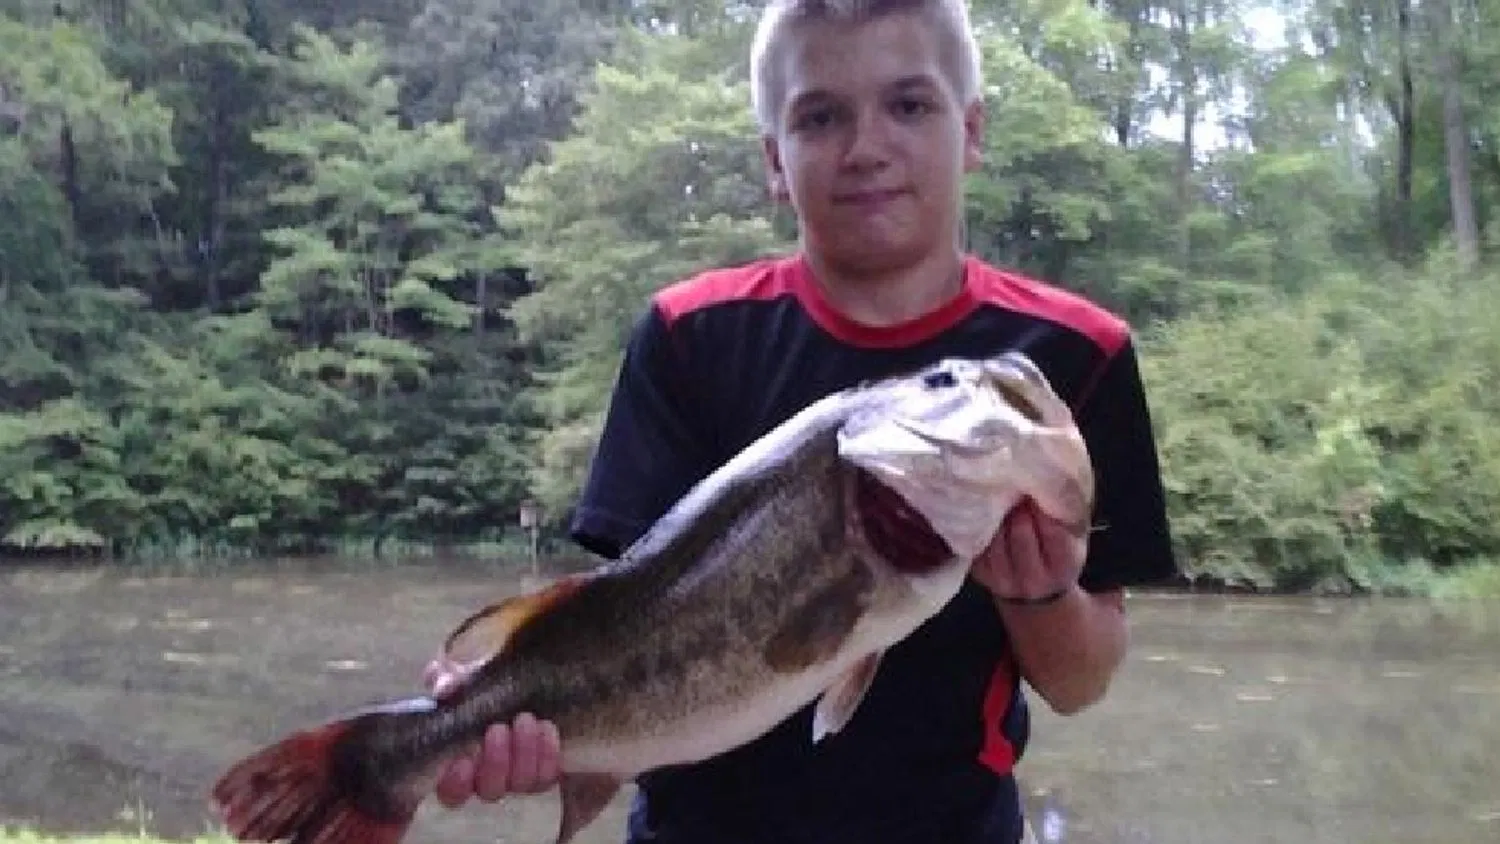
[208,350,1095,844]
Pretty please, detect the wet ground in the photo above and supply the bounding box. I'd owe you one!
[1,558,1498,844]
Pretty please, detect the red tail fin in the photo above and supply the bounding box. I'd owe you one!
[211,719,419,844]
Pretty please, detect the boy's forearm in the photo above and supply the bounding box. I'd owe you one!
[994,585,1129,715]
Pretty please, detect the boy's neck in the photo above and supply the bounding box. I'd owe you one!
[801,244,969,328]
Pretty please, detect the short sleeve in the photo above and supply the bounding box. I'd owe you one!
[568,302,718,561]
[1074,337,1180,592]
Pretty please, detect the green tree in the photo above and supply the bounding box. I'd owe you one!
[503,29,790,517]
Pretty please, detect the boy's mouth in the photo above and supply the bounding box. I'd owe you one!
[833,187,909,206]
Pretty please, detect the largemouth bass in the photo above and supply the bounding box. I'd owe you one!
[209,350,1094,844]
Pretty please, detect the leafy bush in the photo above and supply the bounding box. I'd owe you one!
[1141,258,1500,592]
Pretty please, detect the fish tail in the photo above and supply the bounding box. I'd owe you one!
[211,711,422,844]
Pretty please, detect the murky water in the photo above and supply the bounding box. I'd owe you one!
[1,558,1497,843]
[1020,594,1500,844]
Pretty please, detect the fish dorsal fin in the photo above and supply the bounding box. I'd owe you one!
[442,573,592,667]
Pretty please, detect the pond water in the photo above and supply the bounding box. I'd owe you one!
[1,558,1496,844]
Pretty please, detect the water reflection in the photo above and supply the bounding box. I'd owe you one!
[1,559,1497,844]
[1021,593,1500,844]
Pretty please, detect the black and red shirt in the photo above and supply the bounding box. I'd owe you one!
[569,252,1179,844]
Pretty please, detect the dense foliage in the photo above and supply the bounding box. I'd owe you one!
[1,0,1497,594]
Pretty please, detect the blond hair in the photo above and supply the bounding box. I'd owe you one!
[747,0,985,133]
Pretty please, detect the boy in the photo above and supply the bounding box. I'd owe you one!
[423,1,1179,842]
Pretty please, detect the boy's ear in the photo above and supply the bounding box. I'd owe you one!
[962,99,986,172]
[762,135,790,201]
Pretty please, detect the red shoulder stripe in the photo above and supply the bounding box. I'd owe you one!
[652,255,1132,367]
[653,258,794,327]
[969,263,1130,360]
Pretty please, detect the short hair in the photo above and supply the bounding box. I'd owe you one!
[747,0,985,133]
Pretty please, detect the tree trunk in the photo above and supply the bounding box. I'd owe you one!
[1388,0,1417,262]
[1172,1,1197,265]
[1428,0,1480,267]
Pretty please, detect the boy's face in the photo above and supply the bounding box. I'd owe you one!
[761,12,984,277]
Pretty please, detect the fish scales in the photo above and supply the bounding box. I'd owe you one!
[454,416,883,768]
[208,351,1097,844]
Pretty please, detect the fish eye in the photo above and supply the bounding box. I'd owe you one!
[923,369,956,389]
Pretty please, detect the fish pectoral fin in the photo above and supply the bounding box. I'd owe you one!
[762,568,873,673]
[812,651,883,743]
[443,573,594,666]
[555,773,622,844]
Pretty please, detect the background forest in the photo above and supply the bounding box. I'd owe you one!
[2,0,1498,596]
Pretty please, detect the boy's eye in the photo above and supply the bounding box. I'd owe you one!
[894,97,933,117]
[792,107,836,130]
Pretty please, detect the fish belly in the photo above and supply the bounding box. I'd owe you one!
[556,655,849,774]
[530,434,971,780]
[556,556,970,777]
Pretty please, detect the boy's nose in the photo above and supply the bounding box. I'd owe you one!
[840,109,891,171]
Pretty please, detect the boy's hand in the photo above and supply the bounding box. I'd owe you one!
[421,654,563,807]
[971,498,1088,604]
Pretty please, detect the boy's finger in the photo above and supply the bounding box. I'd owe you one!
[509,714,543,792]
[1004,506,1049,597]
[535,720,562,788]
[434,757,475,808]
[473,724,514,802]
[1035,508,1089,574]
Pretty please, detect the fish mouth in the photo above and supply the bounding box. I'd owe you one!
[880,418,1014,491]
[888,417,1003,456]
[842,416,999,469]
[851,469,955,572]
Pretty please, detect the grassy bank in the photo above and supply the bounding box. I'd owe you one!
[0,832,224,844]
[1167,556,1500,599]
[0,535,595,577]
[6,548,1500,600]
[1427,560,1500,599]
